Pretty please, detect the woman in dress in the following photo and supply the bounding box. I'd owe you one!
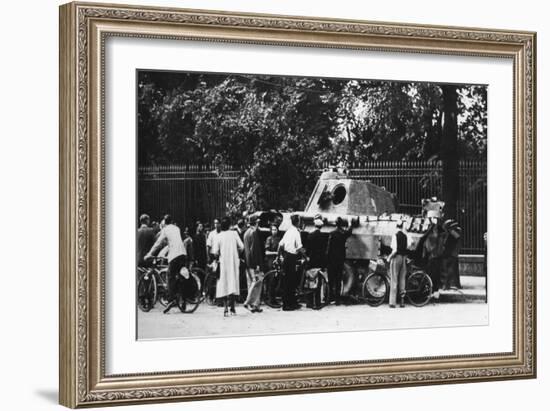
[212,216,244,316]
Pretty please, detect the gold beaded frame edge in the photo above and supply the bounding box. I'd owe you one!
[59,1,536,408]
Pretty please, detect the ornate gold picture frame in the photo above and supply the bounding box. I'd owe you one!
[59,1,536,408]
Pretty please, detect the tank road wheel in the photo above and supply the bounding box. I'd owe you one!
[406,270,433,307]
[137,270,157,312]
[361,272,389,307]
[262,270,283,308]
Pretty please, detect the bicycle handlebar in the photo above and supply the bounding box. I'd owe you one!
[144,255,168,265]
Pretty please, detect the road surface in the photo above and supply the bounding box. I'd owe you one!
[137,295,488,340]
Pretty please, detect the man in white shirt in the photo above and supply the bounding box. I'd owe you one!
[278,214,305,311]
[206,218,221,262]
[145,214,187,313]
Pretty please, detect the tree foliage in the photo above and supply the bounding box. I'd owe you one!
[137,71,487,216]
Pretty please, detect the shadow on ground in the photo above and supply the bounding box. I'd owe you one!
[35,389,58,404]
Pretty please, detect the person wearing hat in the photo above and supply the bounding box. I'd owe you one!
[388,220,409,308]
[326,217,352,305]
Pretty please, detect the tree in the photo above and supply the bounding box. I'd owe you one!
[137,72,486,216]
[332,81,445,162]
[440,85,459,219]
[330,81,485,219]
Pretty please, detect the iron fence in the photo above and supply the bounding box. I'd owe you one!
[138,161,486,254]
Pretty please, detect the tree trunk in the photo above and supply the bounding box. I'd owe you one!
[440,85,459,220]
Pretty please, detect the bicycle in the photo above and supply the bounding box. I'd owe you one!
[137,257,204,313]
[361,257,433,307]
[136,264,158,312]
[136,256,170,312]
[262,256,330,309]
[170,265,203,313]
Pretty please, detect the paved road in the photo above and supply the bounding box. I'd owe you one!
[137,295,488,340]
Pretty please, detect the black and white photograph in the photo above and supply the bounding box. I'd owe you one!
[135,69,488,340]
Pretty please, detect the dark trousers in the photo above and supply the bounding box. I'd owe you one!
[167,254,187,301]
[441,256,461,289]
[305,270,323,309]
[327,261,344,302]
[389,254,407,306]
[282,252,298,308]
[426,257,442,292]
[310,285,322,308]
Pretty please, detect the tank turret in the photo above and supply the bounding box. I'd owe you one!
[305,168,396,216]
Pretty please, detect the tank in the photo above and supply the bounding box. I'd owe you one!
[264,167,443,260]
[250,167,449,299]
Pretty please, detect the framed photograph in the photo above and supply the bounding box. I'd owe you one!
[59,1,536,408]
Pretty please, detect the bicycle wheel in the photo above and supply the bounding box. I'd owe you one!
[262,270,283,308]
[406,270,433,307]
[137,271,157,312]
[157,269,170,307]
[203,272,218,306]
[177,273,202,313]
[361,272,388,307]
[191,267,207,291]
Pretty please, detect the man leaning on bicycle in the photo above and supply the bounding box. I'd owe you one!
[144,214,188,313]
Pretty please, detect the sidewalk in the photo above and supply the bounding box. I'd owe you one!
[438,275,487,303]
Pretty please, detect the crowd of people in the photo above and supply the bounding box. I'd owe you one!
[137,213,285,315]
[137,212,416,316]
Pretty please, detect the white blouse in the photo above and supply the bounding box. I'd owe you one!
[279,226,303,254]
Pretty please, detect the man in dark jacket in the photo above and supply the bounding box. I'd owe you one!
[243,215,265,312]
[388,220,408,308]
[326,217,352,305]
[192,221,207,270]
[307,215,327,269]
[137,214,156,267]
[235,218,246,241]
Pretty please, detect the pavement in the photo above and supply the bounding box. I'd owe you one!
[138,275,487,340]
[438,275,487,303]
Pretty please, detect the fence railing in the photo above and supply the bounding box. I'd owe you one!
[138,161,486,254]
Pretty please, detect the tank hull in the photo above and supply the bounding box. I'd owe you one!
[277,211,435,260]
